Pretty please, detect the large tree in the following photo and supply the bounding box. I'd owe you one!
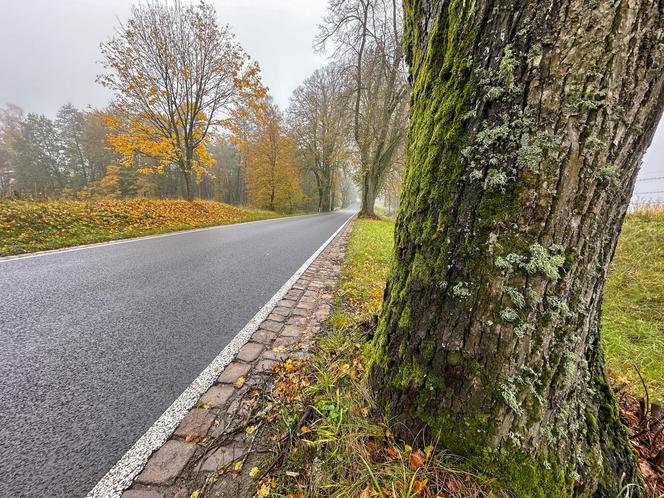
[289,64,350,212]
[319,0,409,217]
[245,101,302,212]
[370,1,664,496]
[99,0,265,201]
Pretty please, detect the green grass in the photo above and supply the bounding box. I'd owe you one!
[0,198,281,256]
[603,209,664,402]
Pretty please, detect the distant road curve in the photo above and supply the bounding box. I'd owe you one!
[0,207,356,497]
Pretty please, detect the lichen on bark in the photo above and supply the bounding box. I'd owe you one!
[370,0,664,496]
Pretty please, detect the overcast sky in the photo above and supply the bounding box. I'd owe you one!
[0,0,661,199]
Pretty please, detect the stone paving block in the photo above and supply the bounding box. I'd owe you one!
[266,312,286,322]
[237,342,263,362]
[255,359,277,373]
[296,301,315,310]
[277,299,296,308]
[252,329,277,345]
[271,306,291,316]
[136,440,197,486]
[196,445,247,473]
[280,325,301,337]
[260,320,284,333]
[286,316,307,326]
[273,336,299,349]
[174,408,216,438]
[217,361,252,384]
[200,384,233,408]
[122,489,165,498]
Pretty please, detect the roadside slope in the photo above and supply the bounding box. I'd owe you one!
[0,198,281,256]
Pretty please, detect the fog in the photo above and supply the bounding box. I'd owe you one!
[0,0,661,199]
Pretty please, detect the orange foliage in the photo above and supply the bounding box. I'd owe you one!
[245,103,303,212]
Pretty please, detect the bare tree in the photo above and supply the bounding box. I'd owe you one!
[288,64,351,212]
[318,0,409,216]
[99,0,265,201]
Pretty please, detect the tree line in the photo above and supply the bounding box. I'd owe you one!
[0,0,409,216]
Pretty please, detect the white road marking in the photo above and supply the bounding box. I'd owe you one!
[0,211,323,264]
[86,213,354,498]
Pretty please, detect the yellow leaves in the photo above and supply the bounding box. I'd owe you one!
[234,375,246,389]
[299,425,311,435]
[244,424,258,434]
[249,466,260,479]
[256,483,270,498]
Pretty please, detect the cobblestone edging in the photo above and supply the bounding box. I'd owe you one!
[121,218,354,498]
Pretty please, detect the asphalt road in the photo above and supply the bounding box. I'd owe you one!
[0,208,356,497]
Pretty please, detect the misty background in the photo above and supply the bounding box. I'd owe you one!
[1,0,662,201]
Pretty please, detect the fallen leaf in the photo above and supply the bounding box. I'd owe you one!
[245,424,258,434]
[234,376,246,389]
[357,485,374,498]
[190,490,200,498]
[257,483,270,498]
[249,466,260,479]
[285,470,299,477]
[234,458,245,471]
[299,425,312,435]
[386,446,400,460]
[360,407,369,417]
[410,449,426,470]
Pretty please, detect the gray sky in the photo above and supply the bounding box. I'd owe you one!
[0,0,661,199]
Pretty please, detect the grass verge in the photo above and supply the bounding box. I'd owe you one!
[603,208,664,403]
[0,198,281,256]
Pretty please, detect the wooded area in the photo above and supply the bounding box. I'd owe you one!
[0,0,408,215]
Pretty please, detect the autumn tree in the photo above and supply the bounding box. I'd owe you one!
[245,101,302,212]
[99,0,265,201]
[289,64,350,212]
[318,0,409,217]
[370,1,664,496]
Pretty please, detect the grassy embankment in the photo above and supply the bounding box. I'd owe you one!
[258,212,663,497]
[0,198,280,257]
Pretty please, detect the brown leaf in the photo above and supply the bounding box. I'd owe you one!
[357,485,374,498]
[410,449,426,470]
[385,446,400,460]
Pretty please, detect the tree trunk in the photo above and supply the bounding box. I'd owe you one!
[182,168,193,201]
[360,172,377,217]
[320,182,332,212]
[370,1,664,496]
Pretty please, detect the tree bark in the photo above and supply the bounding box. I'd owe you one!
[360,172,377,217]
[370,1,664,496]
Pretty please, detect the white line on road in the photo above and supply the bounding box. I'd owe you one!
[86,213,354,498]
